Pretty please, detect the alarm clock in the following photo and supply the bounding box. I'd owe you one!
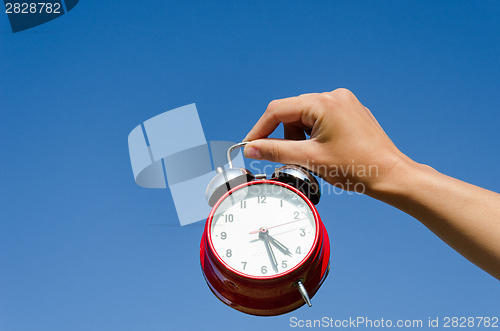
[200,142,330,316]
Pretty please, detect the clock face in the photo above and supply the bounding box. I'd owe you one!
[209,182,317,278]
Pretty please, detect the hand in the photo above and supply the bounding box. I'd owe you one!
[244,88,500,280]
[243,88,411,194]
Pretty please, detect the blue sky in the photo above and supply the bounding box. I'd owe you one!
[1,1,499,330]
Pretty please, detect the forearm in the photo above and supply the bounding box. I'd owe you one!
[368,158,500,280]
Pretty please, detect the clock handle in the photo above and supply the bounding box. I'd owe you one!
[226,141,249,169]
[205,142,254,206]
[294,280,312,307]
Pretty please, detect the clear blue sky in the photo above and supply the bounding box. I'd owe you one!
[1,1,499,330]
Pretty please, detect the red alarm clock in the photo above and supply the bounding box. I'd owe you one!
[200,142,330,316]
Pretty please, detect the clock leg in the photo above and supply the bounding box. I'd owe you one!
[294,280,312,307]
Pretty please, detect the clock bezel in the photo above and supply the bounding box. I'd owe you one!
[206,179,321,280]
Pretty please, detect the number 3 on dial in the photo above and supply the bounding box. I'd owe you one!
[210,183,316,277]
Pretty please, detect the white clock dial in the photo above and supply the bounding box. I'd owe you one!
[210,183,317,277]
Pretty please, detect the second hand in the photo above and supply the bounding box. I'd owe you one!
[249,218,306,234]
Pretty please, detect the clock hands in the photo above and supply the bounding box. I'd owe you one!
[259,228,279,273]
[254,226,293,257]
[267,234,292,257]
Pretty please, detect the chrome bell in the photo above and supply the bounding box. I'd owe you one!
[205,142,254,207]
[271,165,321,205]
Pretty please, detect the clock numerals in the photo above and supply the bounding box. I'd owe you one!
[211,183,316,278]
[224,214,234,223]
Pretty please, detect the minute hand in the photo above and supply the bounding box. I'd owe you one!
[260,234,279,273]
[267,234,292,257]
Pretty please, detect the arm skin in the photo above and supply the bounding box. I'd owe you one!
[243,88,500,280]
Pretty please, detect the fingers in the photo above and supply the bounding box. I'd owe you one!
[244,139,311,165]
[244,95,319,142]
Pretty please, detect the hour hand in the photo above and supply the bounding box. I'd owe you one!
[267,234,292,257]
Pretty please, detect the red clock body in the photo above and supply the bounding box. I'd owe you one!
[200,180,330,316]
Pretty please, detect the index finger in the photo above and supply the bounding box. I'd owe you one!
[244,94,320,141]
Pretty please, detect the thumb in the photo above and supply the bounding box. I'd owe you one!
[243,139,309,165]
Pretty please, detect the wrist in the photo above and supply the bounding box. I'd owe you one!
[365,155,434,205]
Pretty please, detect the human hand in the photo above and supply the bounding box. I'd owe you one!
[243,88,412,194]
[245,88,500,280]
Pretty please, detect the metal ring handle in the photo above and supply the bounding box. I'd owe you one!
[227,141,249,169]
